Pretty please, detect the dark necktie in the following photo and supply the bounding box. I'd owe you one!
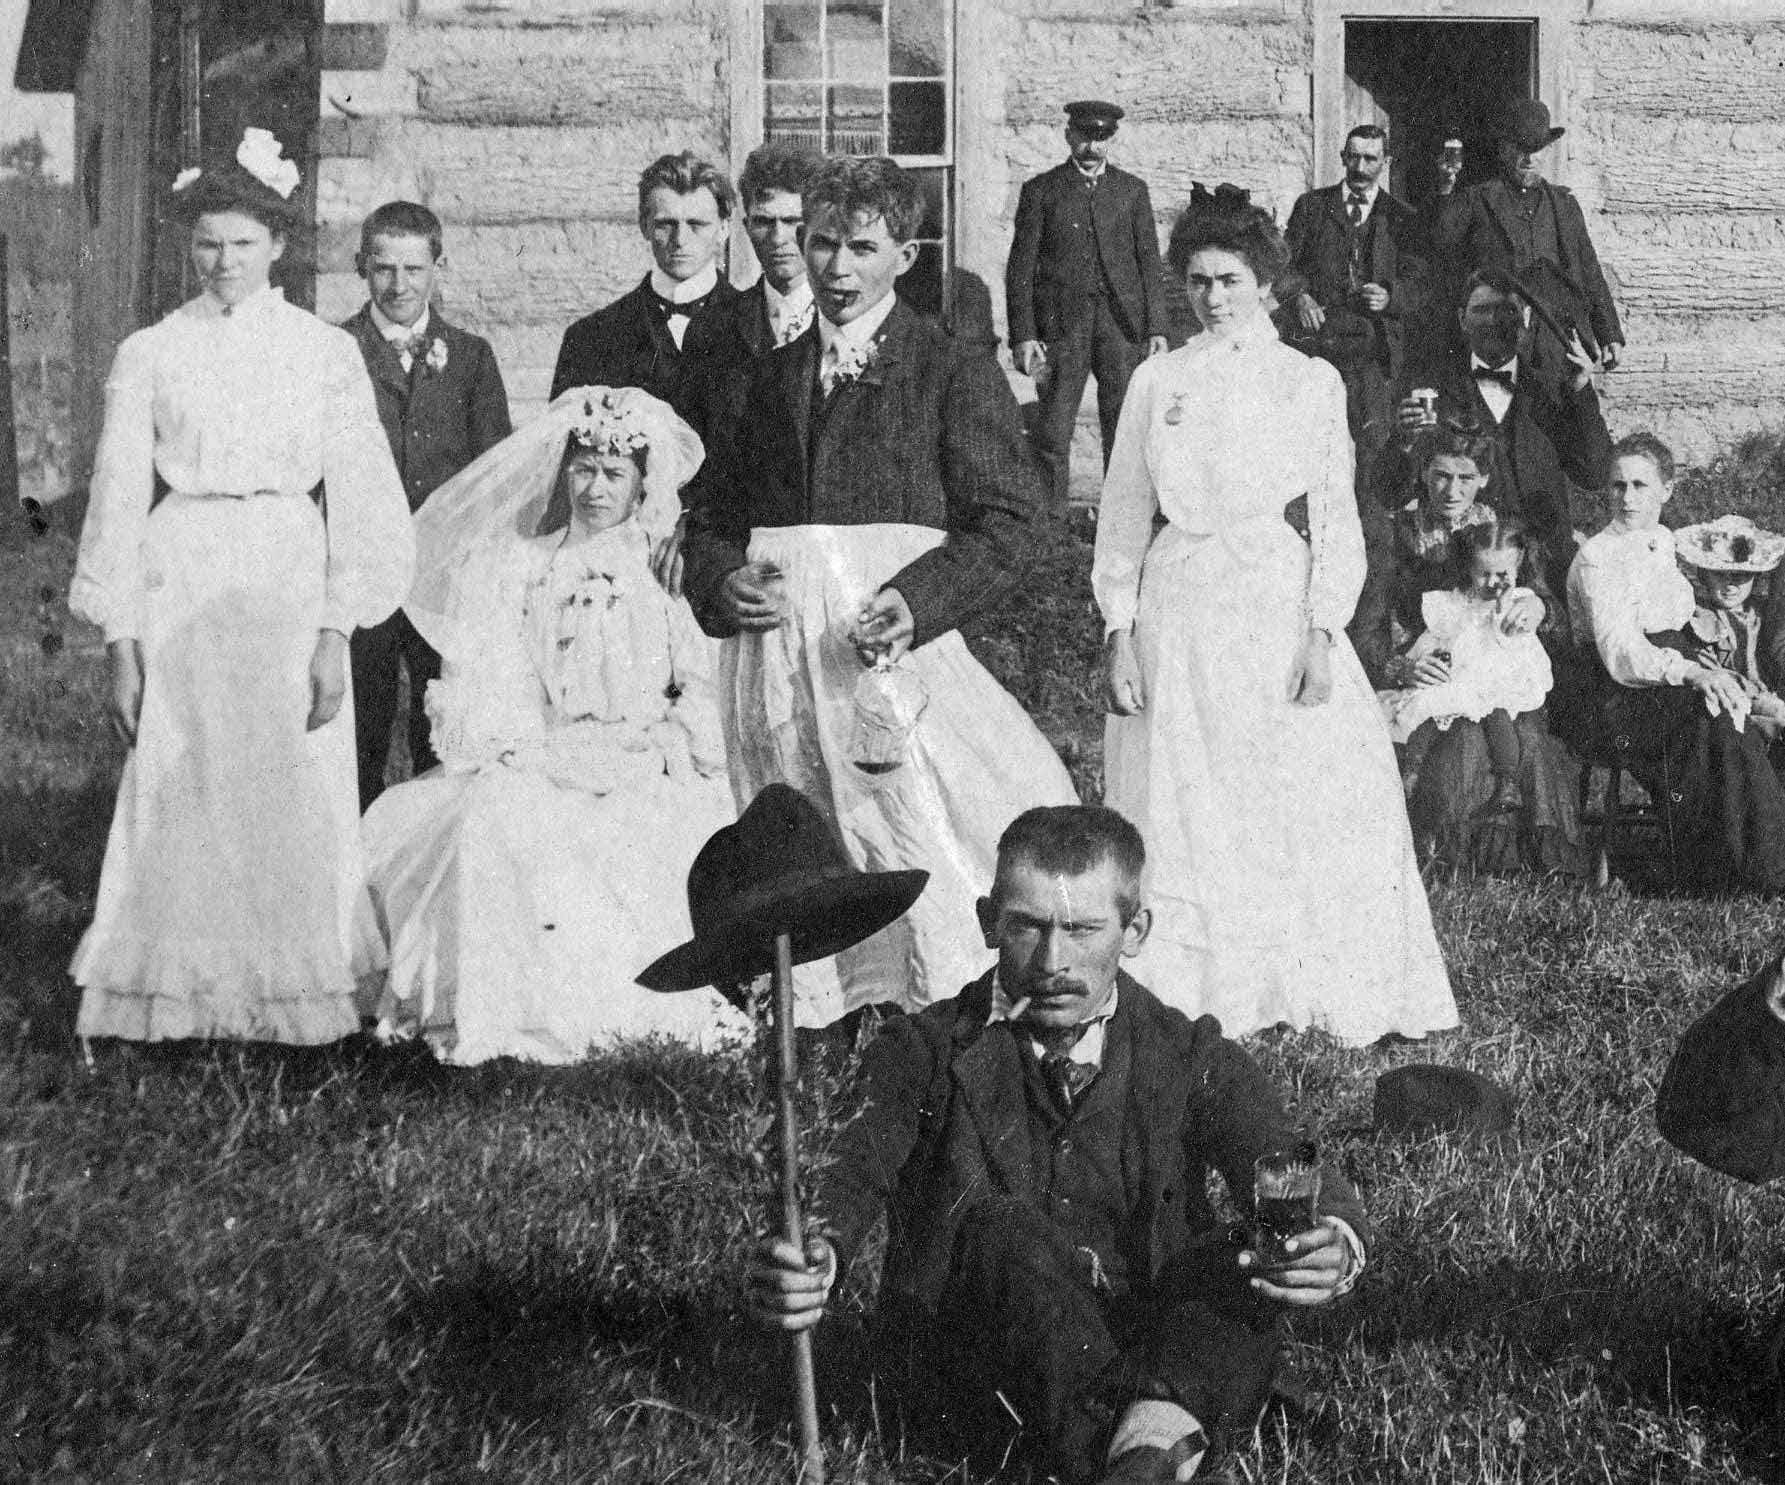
[1042,1051,1097,1111]
[1475,365,1517,393]
[1347,192,1367,229]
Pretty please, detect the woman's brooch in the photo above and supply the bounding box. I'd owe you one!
[1163,392,1188,427]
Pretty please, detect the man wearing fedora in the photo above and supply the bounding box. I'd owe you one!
[748,805,1368,1485]
[1006,100,1171,512]
[1279,124,1429,462]
[1433,98,1623,381]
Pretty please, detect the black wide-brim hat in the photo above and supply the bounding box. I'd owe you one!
[1499,98,1565,153]
[637,783,928,994]
[1374,1064,1513,1139]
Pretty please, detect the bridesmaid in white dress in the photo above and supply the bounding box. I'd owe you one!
[69,132,413,1044]
[358,388,759,1064]
[1093,188,1456,1045]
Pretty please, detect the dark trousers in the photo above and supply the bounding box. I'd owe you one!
[1035,299,1144,511]
[351,609,440,811]
[880,1199,1279,1484]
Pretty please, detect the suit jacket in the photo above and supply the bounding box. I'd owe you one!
[1005,162,1169,346]
[1379,348,1611,550]
[1281,185,1430,381]
[1435,178,1624,349]
[681,297,1045,648]
[816,970,1369,1316]
[341,306,512,511]
[549,274,745,420]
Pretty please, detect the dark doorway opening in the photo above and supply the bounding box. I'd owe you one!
[1343,20,1535,209]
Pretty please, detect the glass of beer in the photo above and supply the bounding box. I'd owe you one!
[1251,1140,1321,1269]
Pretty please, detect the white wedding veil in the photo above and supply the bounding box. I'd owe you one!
[404,385,703,662]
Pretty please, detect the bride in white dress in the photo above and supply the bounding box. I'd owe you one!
[1093,189,1456,1045]
[359,388,755,1064]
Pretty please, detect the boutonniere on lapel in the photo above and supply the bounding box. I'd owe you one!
[824,335,882,393]
[423,337,449,375]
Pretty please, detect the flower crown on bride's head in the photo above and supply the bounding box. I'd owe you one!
[567,390,651,458]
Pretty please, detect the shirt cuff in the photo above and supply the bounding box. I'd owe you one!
[1325,1216,1367,1296]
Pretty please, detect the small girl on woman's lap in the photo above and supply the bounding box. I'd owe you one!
[1382,518,1553,813]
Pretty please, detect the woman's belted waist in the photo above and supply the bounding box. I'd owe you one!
[1149,510,1303,570]
[163,487,313,502]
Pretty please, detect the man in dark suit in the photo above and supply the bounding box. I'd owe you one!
[549,150,742,418]
[1006,100,1170,510]
[1280,124,1429,457]
[750,807,1368,1485]
[1382,267,1610,599]
[341,201,511,809]
[1434,99,1624,381]
[682,155,1071,1012]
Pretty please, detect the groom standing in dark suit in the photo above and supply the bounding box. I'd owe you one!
[341,201,511,808]
[1006,100,1170,511]
[549,150,742,420]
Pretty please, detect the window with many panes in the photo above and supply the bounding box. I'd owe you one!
[760,0,954,314]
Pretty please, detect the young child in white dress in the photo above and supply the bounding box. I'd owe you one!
[1382,518,1553,813]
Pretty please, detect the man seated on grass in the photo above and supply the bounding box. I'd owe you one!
[746,806,1369,1485]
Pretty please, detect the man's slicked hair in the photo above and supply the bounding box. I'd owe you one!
[637,150,736,223]
[359,200,445,261]
[1345,123,1389,153]
[803,156,925,244]
[738,142,822,211]
[993,806,1147,925]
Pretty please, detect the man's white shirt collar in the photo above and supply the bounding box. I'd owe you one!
[370,299,429,344]
[817,288,899,358]
[989,970,1117,1068]
[650,263,718,306]
[764,275,815,340]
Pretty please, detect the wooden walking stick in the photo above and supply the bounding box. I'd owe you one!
[772,927,824,1485]
[636,783,927,1485]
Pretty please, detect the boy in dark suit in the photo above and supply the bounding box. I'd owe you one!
[682,156,1074,1013]
[549,150,742,419]
[1006,100,1171,510]
[1280,124,1430,457]
[341,201,511,808]
[749,807,1368,1485]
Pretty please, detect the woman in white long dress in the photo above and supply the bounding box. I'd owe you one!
[359,388,755,1064]
[1093,189,1456,1044]
[69,133,413,1045]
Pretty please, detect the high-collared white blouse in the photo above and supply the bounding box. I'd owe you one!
[71,286,412,642]
[1566,525,1696,688]
[1092,311,1364,638]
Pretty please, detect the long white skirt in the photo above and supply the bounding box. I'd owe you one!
[360,761,754,1065]
[72,494,376,1044]
[1104,521,1458,1044]
[722,523,1079,1014]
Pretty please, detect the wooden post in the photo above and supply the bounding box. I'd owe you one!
[0,234,19,513]
[773,928,824,1485]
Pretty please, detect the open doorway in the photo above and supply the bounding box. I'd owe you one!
[1342,20,1535,209]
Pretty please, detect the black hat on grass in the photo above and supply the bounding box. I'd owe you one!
[1374,1064,1513,1139]
[637,783,928,993]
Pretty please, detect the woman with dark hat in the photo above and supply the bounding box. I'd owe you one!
[68,130,413,1045]
[1093,185,1456,1044]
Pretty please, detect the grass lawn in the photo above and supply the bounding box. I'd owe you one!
[5,502,1785,1484]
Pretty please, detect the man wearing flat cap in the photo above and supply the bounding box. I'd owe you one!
[1006,100,1171,511]
[1433,98,1623,381]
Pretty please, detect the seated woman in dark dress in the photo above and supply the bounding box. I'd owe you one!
[1382,518,1585,875]
[1560,432,1785,893]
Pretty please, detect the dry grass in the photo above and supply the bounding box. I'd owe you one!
[6,509,1785,1482]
